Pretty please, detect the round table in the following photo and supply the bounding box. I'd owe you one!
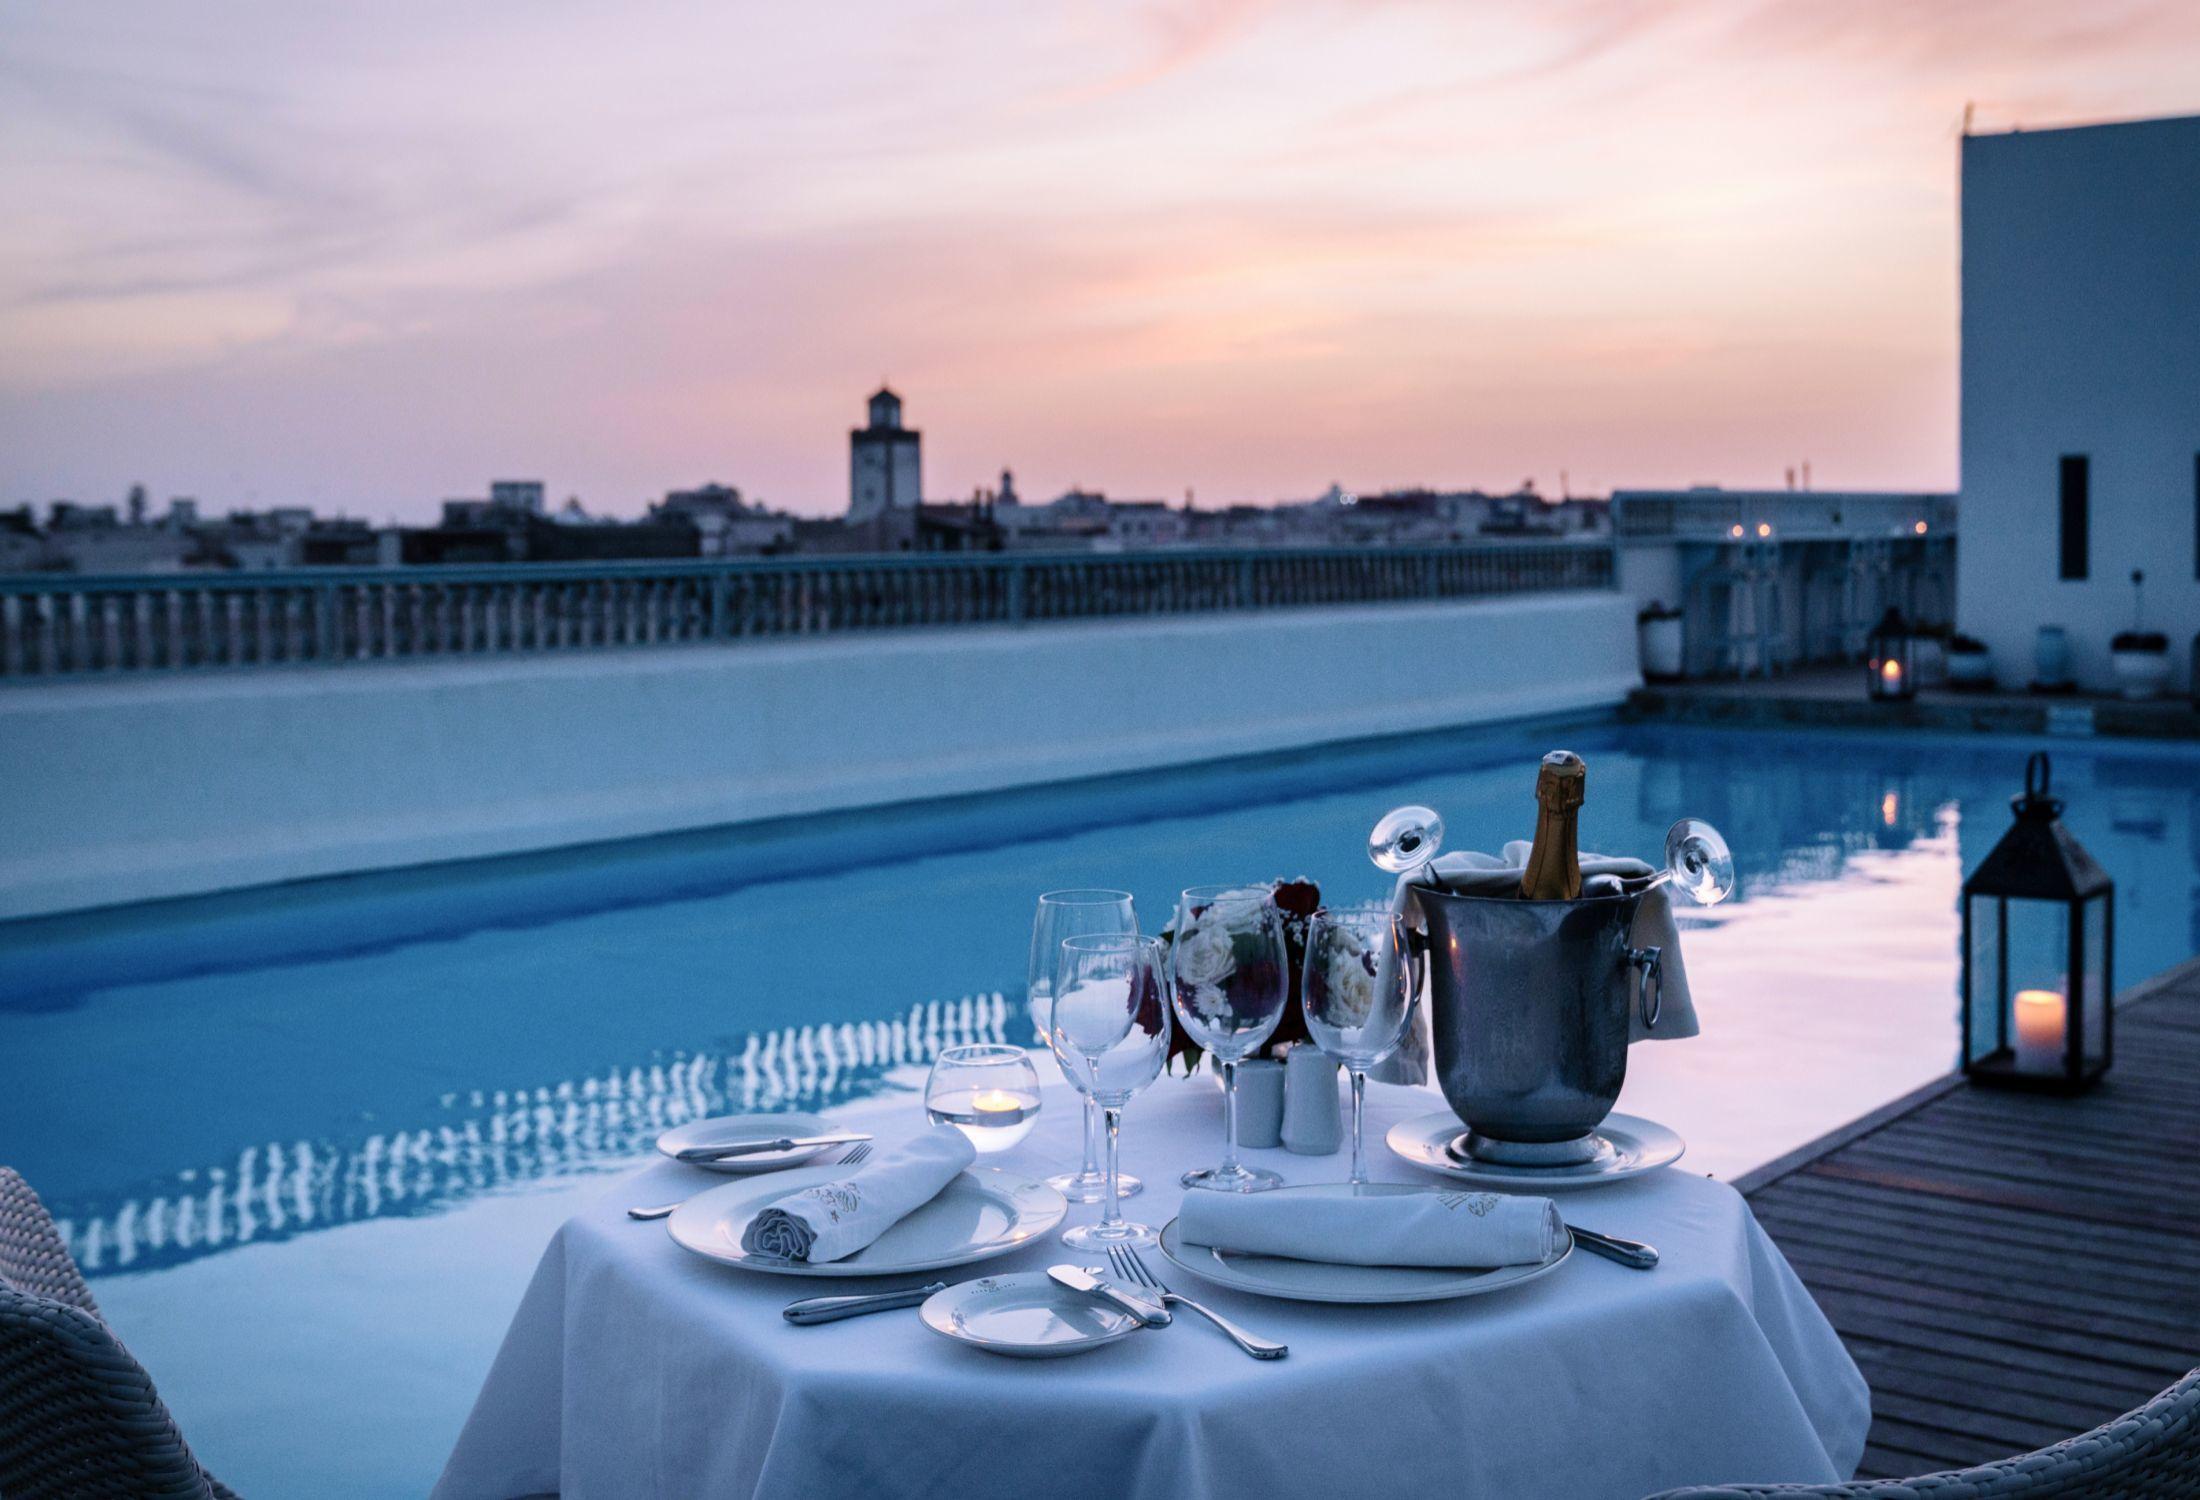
[433,1076,1867,1500]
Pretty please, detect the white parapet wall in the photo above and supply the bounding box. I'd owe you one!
[0,592,1638,919]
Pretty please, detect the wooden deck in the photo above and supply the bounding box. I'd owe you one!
[1735,957,2200,1480]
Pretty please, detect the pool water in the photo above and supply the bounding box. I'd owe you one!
[2,720,2195,1497]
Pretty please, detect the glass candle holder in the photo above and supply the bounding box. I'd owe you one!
[925,1044,1042,1153]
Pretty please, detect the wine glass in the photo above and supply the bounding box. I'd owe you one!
[1029,890,1142,1202]
[1368,804,1445,881]
[1663,818,1735,905]
[925,1044,1042,1153]
[1302,904,1419,1185]
[1170,885,1289,1193]
[1052,933,1173,1250]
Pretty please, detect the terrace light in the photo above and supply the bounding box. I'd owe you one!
[1864,607,1916,702]
[1960,753,2113,1093]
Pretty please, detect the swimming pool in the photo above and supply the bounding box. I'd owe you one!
[3,719,2195,1496]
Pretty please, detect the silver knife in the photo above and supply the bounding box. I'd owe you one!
[1048,1264,1171,1327]
[782,1282,947,1325]
[674,1133,873,1164]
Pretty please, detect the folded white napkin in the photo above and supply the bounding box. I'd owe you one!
[1386,841,1700,1045]
[1178,1188,1565,1269]
[738,1128,975,1263]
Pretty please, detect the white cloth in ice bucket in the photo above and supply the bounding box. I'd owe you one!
[1369,843,1700,1083]
[739,1127,975,1263]
[1178,1186,1565,1268]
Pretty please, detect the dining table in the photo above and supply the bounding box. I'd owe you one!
[432,1074,1869,1500]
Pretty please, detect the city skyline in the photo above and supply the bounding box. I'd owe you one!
[4,2,2198,522]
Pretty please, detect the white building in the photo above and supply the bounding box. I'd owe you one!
[1959,114,2200,692]
[848,388,921,521]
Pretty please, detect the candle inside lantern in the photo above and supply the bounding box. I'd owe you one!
[2013,988,2066,1073]
[1880,658,1902,688]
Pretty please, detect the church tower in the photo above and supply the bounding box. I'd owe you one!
[849,387,922,520]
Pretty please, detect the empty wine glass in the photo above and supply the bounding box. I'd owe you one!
[1302,905,1419,1185]
[1029,890,1142,1203]
[1662,818,1735,905]
[1170,885,1289,1193]
[1052,933,1173,1250]
[1368,804,1445,880]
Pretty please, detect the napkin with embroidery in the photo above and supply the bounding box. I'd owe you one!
[1177,1187,1564,1269]
[738,1127,975,1263]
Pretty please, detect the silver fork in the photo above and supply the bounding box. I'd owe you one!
[1107,1244,1287,1360]
[629,1140,874,1221]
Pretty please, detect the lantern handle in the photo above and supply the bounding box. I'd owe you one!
[2026,752,2051,801]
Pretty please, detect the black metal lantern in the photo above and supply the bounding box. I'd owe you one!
[1866,607,1917,701]
[1960,753,2113,1092]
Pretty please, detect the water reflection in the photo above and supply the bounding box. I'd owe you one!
[57,993,1008,1275]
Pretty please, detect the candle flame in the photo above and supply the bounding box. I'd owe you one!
[1880,658,1901,682]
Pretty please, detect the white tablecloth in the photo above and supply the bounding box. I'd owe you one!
[434,1078,1868,1500]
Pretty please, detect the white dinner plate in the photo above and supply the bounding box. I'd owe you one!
[667,1164,1067,1278]
[656,1112,835,1174]
[920,1271,1144,1357]
[1156,1183,1573,1304]
[1386,1110,1686,1190]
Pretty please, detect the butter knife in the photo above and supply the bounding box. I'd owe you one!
[674,1133,873,1164]
[782,1282,948,1325]
[1048,1264,1171,1327]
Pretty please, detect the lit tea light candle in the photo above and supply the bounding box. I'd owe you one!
[972,1088,1025,1121]
[2013,988,2066,1073]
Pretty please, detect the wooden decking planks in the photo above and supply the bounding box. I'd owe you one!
[1740,956,2200,1482]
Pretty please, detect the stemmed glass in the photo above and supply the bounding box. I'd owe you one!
[1170,885,1289,1193]
[1302,904,1419,1186]
[1029,890,1142,1203]
[1052,933,1173,1250]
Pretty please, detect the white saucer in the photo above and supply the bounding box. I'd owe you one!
[1157,1184,1572,1304]
[667,1164,1067,1278]
[657,1113,834,1174]
[920,1272,1143,1357]
[1386,1111,1685,1190]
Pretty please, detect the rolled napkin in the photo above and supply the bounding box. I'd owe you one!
[738,1127,975,1263]
[1387,840,1699,1045]
[1178,1187,1565,1268]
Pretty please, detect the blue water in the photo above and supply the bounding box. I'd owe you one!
[2,719,2195,1496]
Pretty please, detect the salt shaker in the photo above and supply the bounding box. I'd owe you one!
[1233,1057,1286,1149]
[1281,1045,1343,1155]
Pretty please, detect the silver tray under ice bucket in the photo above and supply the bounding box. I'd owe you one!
[1416,884,1663,1166]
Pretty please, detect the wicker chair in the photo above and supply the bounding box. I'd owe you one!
[0,1166,238,1499]
[1646,1366,2200,1499]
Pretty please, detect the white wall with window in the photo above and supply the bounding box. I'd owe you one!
[1958,113,2200,693]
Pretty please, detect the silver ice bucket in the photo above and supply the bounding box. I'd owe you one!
[1416,885,1664,1165]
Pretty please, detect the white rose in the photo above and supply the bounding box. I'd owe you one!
[1172,919,1236,990]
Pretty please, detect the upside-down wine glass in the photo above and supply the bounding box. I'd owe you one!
[1170,885,1289,1193]
[1029,889,1142,1203]
[1302,904,1419,1186]
[1052,933,1173,1250]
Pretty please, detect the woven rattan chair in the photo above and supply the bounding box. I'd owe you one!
[1645,1366,2200,1499]
[0,1166,238,1499]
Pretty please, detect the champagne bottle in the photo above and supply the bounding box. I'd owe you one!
[1519,750,1585,900]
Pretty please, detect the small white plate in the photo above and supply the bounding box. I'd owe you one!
[668,1164,1067,1278]
[1157,1184,1572,1304]
[656,1113,834,1174]
[920,1271,1143,1357]
[1386,1110,1685,1190]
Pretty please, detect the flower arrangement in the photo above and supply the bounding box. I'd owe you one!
[1162,877,1319,1073]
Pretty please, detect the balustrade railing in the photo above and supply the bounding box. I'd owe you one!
[0,542,1613,680]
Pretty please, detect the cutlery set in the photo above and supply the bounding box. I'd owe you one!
[641,1130,1657,1358]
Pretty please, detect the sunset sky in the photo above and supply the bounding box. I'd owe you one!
[3,1,2196,522]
